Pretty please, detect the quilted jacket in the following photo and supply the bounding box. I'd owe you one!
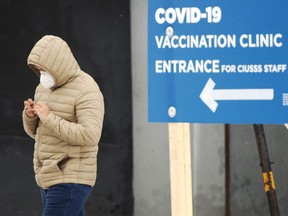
[22,35,104,189]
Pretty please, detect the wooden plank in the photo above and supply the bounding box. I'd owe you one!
[168,123,193,216]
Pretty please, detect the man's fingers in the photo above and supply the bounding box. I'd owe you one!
[36,102,47,109]
[27,98,34,104]
[35,104,45,112]
[24,99,35,107]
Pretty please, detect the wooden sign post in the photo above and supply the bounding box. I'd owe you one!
[168,123,193,216]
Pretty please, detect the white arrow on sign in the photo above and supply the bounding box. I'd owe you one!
[200,78,274,112]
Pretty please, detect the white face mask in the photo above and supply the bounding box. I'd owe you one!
[40,71,55,89]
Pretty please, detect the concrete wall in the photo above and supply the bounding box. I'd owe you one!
[131,1,288,216]
[230,124,288,215]
[131,1,171,215]
[131,1,225,215]
[192,124,225,216]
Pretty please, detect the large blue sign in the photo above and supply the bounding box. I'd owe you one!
[148,0,288,123]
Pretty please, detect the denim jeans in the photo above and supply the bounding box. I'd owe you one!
[40,183,92,216]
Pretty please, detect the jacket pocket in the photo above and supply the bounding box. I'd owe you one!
[57,157,68,173]
[41,154,68,174]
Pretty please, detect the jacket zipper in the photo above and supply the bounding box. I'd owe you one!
[36,90,53,170]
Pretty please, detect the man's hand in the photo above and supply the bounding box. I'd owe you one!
[34,102,50,122]
[24,98,36,118]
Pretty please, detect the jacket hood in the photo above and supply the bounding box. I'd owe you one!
[27,35,80,88]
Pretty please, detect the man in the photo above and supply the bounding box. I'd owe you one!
[22,35,105,216]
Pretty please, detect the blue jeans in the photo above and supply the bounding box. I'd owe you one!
[40,183,92,216]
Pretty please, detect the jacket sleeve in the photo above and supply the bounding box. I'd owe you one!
[22,110,39,139]
[42,87,105,146]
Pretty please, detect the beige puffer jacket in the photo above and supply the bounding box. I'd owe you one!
[22,35,104,189]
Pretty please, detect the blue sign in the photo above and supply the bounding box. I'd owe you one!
[148,0,288,123]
